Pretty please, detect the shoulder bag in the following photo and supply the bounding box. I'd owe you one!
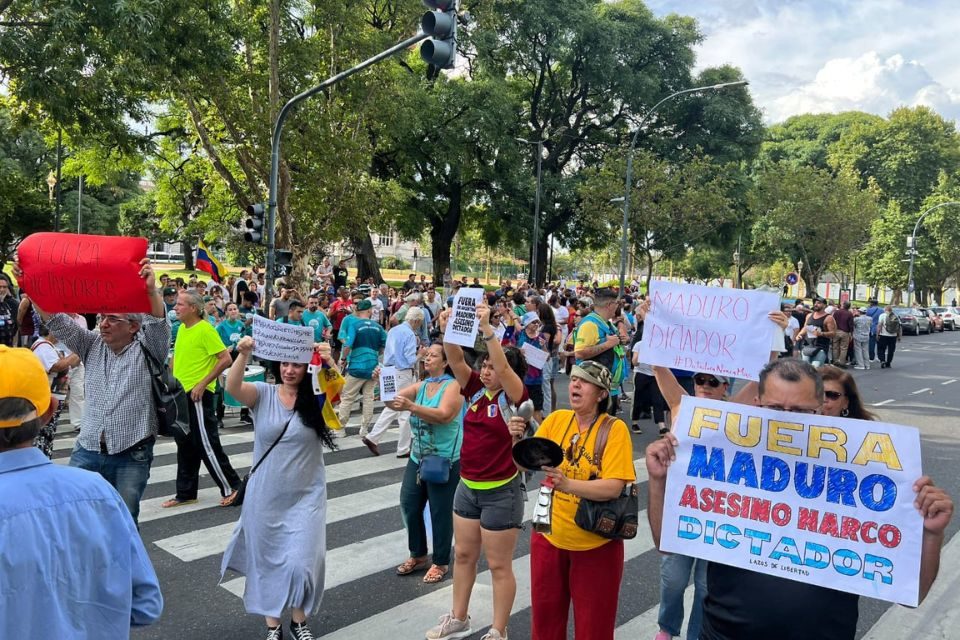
[140,342,191,438]
[416,380,459,484]
[573,415,639,540]
[233,416,292,507]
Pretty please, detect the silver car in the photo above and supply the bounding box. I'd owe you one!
[892,307,930,335]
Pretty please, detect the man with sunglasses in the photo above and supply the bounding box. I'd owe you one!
[646,359,954,640]
[11,256,169,525]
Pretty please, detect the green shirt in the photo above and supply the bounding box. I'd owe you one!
[302,309,332,341]
[216,318,247,350]
[173,320,227,392]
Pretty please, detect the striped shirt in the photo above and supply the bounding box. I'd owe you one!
[46,314,170,455]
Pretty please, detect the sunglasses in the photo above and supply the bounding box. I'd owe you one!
[824,390,845,400]
[694,375,723,388]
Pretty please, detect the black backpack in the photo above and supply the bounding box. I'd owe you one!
[140,342,190,438]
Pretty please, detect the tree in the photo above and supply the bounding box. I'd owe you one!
[750,163,880,294]
[759,112,882,171]
[0,103,53,263]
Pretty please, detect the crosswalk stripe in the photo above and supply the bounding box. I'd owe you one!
[615,584,694,639]
[53,431,257,456]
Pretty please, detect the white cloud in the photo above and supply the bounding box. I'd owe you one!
[647,0,960,123]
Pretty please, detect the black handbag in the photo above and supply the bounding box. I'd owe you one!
[233,417,292,507]
[140,342,190,438]
[573,415,640,540]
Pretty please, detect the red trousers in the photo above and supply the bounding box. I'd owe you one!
[530,532,625,640]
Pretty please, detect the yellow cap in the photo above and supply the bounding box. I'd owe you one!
[0,345,52,428]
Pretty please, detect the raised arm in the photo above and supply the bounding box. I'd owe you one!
[226,337,260,408]
[652,365,687,417]
[477,302,525,405]
[439,308,473,389]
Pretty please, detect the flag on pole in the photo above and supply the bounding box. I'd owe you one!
[195,240,226,283]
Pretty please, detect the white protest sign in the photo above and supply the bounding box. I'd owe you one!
[639,281,780,381]
[660,396,923,606]
[252,314,314,364]
[444,288,485,347]
[379,365,399,402]
[520,341,549,370]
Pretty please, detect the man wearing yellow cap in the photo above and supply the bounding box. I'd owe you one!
[0,345,163,636]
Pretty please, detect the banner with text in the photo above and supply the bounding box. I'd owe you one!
[444,288,485,347]
[379,366,399,402]
[660,396,923,606]
[17,233,151,313]
[252,315,314,364]
[639,281,780,381]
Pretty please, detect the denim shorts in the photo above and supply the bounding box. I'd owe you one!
[454,475,525,531]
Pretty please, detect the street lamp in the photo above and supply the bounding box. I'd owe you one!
[619,80,748,297]
[46,172,57,202]
[906,201,960,306]
[797,260,804,298]
[516,135,547,287]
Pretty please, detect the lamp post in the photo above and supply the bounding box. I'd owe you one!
[797,260,804,298]
[619,80,748,297]
[516,136,547,286]
[906,201,960,306]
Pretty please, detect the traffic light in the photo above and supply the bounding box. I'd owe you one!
[420,0,458,69]
[275,250,293,279]
[244,203,265,244]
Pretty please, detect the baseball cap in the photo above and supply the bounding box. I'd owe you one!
[356,299,373,311]
[0,346,52,428]
[570,361,612,391]
[162,286,177,296]
[520,312,541,328]
[696,372,729,385]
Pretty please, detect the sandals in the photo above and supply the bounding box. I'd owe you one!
[423,564,449,584]
[220,490,239,507]
[161,498,198,508]
[396,556,430,576]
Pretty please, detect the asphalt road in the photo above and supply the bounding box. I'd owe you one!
[49,330,960,640]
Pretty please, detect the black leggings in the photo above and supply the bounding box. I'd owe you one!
[631,372,666,423]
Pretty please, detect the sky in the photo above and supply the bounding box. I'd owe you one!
[646,0,960,124]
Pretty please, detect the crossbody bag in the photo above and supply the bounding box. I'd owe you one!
[573,415,639,540]
[415,379,459,484]
[232,416,292,506]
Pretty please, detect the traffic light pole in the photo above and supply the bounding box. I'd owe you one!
[265,31,428,309]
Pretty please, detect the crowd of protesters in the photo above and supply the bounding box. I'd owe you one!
[0,256,954,640]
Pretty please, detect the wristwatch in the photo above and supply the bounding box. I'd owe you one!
[483,331,497,342]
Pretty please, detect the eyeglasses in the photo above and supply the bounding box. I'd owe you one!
[824,390,845,400]
[694,375,722,388]
[99,315,131,325]
[760,403,821,415]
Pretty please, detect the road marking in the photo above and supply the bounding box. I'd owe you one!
[942,379,958,386]
[616,583,695,639]
[911,388,931,395]
[872,399,896,407]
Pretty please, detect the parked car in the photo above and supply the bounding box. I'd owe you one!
[921,308,944,332]
[930,306,956,331]
[892,307,930,335]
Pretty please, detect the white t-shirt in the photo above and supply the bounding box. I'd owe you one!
[784,316,800,340]
[631,341,653,376]
[368,297,384,323]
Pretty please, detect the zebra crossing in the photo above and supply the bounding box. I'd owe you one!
[49,414,960,640]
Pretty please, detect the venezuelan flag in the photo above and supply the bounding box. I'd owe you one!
[195,240,226,283]
[316,364,345,430]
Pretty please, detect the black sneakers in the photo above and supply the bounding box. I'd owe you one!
[266,625,282,640]
[290,621,315,640]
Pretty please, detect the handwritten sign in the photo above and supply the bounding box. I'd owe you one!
[639,282,779,381]
[660,396,923,606]
[17,233,150,313]
[252,314,314,364]
[379,365,399,402]
[520,341,549,370]
[444,288,484,347]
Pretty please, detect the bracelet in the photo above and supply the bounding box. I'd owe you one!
[483,332,497,342]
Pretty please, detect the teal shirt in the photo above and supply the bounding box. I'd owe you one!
[216,318,247,350]
[302,309,332,342]
[338,313,358,342]
[410,377,463,464]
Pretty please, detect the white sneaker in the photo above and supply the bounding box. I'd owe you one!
[425,613,472,640]
[480,629,507,640]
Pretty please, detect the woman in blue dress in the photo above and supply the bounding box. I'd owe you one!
[222,336,339,640]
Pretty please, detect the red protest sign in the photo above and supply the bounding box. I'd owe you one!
[17,233,151,313]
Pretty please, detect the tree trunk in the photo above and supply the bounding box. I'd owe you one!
[351,232,383,283]
[431,182,463,286]
[182,238,195,271]
[532,238,548,287]
[644,250,655,293]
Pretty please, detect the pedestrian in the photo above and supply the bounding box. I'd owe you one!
[573,288,627,414]
[646,358,954,640]
[163,290,241,508]
[516,311,549,424]
[832,301,854,365]
[797,297,836,368]
[851,307,872,369]
[536,300,562,416]
[630,335,665,436]
[781,302,800,358]
[0,275,19,347]
[526,361,637,640]
[13,257,170,524]
[222,336,340,640]
[362,307,424,458]
[28,324,77,457]
[216,302,251,423]
[863,298,882,362]
[336,299,387,437]
[391,342,463,585]
[876,305,902,368]
[426,302,528,640]
[818,365,876,420]
[0,344,163,636]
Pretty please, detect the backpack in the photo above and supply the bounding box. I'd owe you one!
[578,314,626,386]
[884,312,901,335]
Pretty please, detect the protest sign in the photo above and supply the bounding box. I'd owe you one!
[17,233,151,313]
[639,281,780,381]
[252,315,314,364]
[444,288,484,347]
[379,366,399,402]
[660,396,923,606]
[520,342,549,370]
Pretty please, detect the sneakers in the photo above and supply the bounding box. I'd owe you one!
[654,632,672,640]
[481,629,507,640]
[630,423,643,434]
[290,621,315,640]
[265,626,283,640]
[362,436,380,456]
[425,613,472,640]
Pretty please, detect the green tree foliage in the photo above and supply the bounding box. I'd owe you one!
[0,104,52,263]
[759,112,883,171]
